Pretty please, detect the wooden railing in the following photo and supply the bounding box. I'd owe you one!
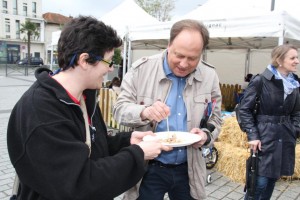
[220,83,241,112]
[98,88,132,132]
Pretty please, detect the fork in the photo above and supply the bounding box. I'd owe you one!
[166,116,170,132]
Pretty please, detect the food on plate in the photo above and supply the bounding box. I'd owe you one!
[161,133,182,143]
[143,131,201,147]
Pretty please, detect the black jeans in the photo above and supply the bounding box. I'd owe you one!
[137,161,195,200]
[244,175,277,200]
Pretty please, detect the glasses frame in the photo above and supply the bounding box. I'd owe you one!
[89,53,114,68]
[100,58,114,68]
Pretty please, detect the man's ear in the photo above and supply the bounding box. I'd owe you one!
[77,53,89,70]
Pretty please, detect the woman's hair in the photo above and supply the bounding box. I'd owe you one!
[169,19,209,49]
[57,16,122,70]
[108,77,121,88]
[271,44,298,68]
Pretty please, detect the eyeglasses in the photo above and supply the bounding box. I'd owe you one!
[100,58,114,68]
[91,54,114,68]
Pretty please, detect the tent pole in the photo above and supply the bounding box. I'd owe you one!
[122,27,128,79]
[122,39,127,77]
[271,0,275,11]
[50,45,54,70]
[278,37,284,45]
[245,49,250,76]
[128,40,132,71]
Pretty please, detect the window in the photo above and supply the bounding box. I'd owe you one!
[32,2,36,13]
[32,2,36,17]
[13,0,18,14]
[16,20,20,39]
[5,18,10,33]
[2,0,7,8]
[2,0,8,13]
[23,3,27,16]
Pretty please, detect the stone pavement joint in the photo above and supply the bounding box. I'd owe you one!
[0,74,300,200]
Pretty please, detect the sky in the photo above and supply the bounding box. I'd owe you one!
[42,0,209,19]
[41,0,300,21]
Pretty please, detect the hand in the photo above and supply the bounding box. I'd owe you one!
[248,140,261,152]
[137,141,173,160]
[190,128,208,149]
[140,101,170,122]
[130,131,155,145]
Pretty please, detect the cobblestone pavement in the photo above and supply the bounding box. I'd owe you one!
[1,72,300,200]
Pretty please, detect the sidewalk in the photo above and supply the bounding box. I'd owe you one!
[0,74,300,200]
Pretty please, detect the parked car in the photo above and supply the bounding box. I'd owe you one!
[17,57,44,66]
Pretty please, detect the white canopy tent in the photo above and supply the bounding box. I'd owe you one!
[100,0,159,38]
[125,0,300,85]
[99,0,159,78]
[49,0,160,74]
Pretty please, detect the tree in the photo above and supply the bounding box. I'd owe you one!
[135,0,175,22]
[20,20,40,65]
[113,48,122,65]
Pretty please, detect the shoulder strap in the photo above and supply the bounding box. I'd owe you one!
[256,74,264,98]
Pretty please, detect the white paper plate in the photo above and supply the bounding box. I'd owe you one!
[143,131,202,147]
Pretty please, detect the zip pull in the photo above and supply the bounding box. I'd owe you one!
[91,126,96,142]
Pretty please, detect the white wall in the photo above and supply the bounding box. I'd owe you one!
[249,49,271,75]
[131,49,162,63]
[206,49,247,85]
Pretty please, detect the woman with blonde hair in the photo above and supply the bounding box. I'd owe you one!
[239,44,300,199]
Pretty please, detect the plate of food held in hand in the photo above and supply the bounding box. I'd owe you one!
[143,131,202,147]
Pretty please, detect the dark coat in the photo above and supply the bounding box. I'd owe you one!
[239,68,300,179]
[7,68,146,200]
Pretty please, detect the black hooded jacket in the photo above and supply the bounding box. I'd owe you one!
[7,68,146,200]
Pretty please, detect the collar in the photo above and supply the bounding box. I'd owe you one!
[163,53,173,76]
[261,67,275,81]
[35,68,98,116]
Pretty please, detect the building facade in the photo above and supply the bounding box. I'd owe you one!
[0,0,44,64]
[43,12,71,65]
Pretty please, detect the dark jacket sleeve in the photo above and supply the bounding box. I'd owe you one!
[107,131,132,155]
[96,106,133,155]
[239,75,262,141]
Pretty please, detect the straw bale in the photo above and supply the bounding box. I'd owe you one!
[214,142,248,184]
[218,117,248,148]
[293,144,300,179]
[215,116,300,183]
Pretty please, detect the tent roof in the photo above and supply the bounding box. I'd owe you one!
[99,0,159,37]
[128,10,300,50]
[178,0,270,21]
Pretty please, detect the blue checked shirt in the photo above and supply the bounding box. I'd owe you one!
[155,54,187,165]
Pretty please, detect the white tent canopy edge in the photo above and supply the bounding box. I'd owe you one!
[125,10,300,85]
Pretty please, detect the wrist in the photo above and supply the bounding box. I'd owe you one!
[140,106,149,121]
[202,128,212,145]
